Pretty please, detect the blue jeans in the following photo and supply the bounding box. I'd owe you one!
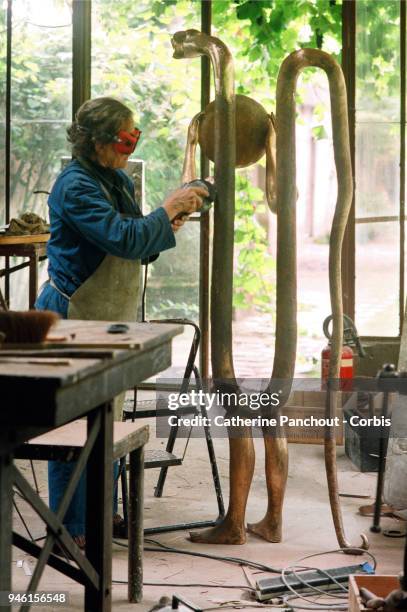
[37,285,121,537]
[48,461,120,537]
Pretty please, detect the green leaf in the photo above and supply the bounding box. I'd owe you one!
[312,125,328,140]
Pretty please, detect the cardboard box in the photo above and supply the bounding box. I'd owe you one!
[282,385,348,445]
[349,574,400,612]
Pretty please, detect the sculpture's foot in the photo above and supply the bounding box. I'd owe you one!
[247,516,282,543]
[189,518,246,545]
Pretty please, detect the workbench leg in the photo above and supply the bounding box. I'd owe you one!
[128,446,144,603]
[0,453,13,610]
[5,256,10,308]
[85,403,113,612]
[28,254,39,309]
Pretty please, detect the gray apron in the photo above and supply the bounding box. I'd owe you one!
[67,255,140,322]
[66,159,142,420]
[67,255,140,421]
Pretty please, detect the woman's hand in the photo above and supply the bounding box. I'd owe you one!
[163,185,208,222]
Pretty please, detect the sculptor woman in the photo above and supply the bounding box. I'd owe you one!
[36,96,206,547]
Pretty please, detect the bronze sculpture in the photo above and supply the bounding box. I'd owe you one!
[171,29,368,551]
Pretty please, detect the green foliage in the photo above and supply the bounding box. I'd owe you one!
[212,0,342,103]
[0,0,344,316]
[355,1,400,118]
[147,298,199,320]
[233,174,275,313]
[92,0,201,209]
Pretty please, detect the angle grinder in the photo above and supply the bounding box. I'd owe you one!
[173,178,216,220]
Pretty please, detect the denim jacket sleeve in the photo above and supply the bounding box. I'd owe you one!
[60,177,175,261]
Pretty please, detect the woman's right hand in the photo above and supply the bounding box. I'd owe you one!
[163,186,208,222]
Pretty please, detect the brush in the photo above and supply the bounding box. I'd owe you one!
[0,310,59,344]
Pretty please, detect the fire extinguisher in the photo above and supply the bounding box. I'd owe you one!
[321,314,366,390]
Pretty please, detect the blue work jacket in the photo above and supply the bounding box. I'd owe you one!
[35,159,175,318]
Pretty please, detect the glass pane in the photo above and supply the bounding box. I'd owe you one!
[355,221,399,336]
[10,0,72,221]
[355,0,401,338]
[146,220,200,322]
[92,0,201,321]
[355,123,400,218]
[356,0,400,123]
[5,0,72,309]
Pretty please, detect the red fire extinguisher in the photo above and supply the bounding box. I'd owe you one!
[321,314,365,390]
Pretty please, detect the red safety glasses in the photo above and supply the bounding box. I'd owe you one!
[113,128,142,154]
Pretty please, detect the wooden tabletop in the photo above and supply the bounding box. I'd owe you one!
[0,320,183,435]
[51,319,183,350]
[1,319,184,351]
[0,233,49,246]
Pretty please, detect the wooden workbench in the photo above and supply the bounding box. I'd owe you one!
[0,234,49,308]
[0,320,183,612]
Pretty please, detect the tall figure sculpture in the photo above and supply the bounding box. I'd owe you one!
[171,30,368,551]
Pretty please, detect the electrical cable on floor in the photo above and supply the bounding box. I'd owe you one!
[113,537,281,573]
[112,579,255,592]
[135,538,376,578]
[143,538,283,573]
[112,537,377,611]
[278,548,378,611]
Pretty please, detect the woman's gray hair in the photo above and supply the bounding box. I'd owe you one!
[67,97,133,159]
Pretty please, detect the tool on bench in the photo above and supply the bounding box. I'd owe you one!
[107,323,130,334]
[0,358,72,366]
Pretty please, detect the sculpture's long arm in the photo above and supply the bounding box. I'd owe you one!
[265,113,277,214]
[182,112,203,183]
[272,48,367,551]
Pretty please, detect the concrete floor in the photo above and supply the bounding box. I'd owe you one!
[12,426,404,612]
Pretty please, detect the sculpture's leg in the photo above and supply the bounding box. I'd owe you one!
[190,427,254,544]
[247,426,288,543]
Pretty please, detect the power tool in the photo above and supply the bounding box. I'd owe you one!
[173,178,216,220]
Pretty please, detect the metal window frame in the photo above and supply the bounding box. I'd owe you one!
[72,0,91,118]
[199,0,211,377]
[4,0,12,303]
[341,0,406,338]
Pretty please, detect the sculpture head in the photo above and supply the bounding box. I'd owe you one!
[198,94,270,168]
[171,29,208,59]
